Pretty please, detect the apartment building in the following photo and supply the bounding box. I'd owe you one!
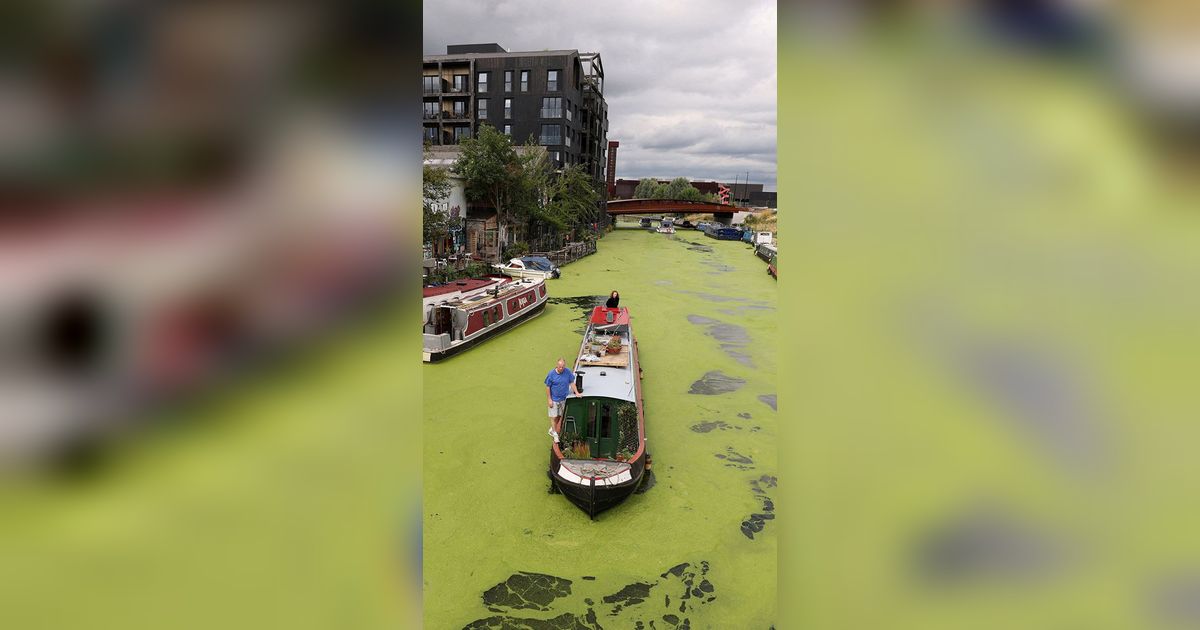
[422,43,609,187]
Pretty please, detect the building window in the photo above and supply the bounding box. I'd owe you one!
[423,102,438,119]
[423,76,439,94]
[540,97,562,118]
[551,151,561,166]
[452,74,467,92]
[452,100,466,117]
[477,72,488,92]
[539,124,561,146]
[504,70,512,92]
[565,100,572,122]
[520,70,529,92]
[503,124,511,136]
[547,69,559,91]
[504,98,512,119]
[454,126,470,142]
[424,127,437,143]
[565,132,571,148]
[478,98,488,120]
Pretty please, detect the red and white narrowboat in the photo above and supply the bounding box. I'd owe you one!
[421,276,548,363]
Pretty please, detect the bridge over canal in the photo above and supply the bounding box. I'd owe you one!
[605,198,742,224]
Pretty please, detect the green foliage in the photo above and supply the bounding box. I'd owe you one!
[616,401,638,455]
[542,164,600,231]
[663,177,693,200]
[633,177,704,201]
[634,178,661,199]
[502,241,530,259]
[454,125,598,247]
[422,150,453,245]
[454,124,521,230]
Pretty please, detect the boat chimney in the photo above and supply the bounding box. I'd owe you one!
[576,372,584,393]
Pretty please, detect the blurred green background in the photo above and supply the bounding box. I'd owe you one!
[779,5,1200,629]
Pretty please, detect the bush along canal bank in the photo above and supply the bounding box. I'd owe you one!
[423,226,777,628]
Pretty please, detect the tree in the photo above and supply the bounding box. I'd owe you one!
[422,149,452,246]
[634,177,661,199]
[544,164,601,232]
[663,177,693,200]
[454,124,523,242]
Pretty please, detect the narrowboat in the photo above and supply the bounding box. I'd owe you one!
[422,276,548,362]
[768,252,778,279]
[423,276,512,323]
[755,242,777,263]
[549,306,647,518]
[703,224,743,240]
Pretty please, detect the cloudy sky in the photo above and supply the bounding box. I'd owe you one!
[424,0,777,191]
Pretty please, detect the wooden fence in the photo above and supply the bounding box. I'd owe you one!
[528,241,597,266]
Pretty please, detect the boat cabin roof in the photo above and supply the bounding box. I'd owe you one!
[422,276,507,298]
[573,307,636,403]
[589,306,628,326]
[437,277,543,309]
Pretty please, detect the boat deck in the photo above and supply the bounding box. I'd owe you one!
[559,459,634,485]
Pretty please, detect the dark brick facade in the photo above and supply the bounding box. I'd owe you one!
[423,45,608,189]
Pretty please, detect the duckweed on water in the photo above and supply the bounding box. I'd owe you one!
[424,227,776,627]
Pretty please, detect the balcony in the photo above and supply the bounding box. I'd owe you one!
[538,135,562,146]
[539,108,563,118]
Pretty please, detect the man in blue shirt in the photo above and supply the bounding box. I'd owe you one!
[545,358,580,442]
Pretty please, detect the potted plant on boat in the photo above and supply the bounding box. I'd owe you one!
[606,336,622,355]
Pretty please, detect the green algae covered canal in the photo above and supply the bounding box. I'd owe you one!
[424,224,778,628]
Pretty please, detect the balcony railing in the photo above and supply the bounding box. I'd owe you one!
[538,135,562,146]
[539,108,563,118]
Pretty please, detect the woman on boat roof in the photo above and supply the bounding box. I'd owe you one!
[605,290,620,308]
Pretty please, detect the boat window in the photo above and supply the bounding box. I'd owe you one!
[586,402,597,438]
[600,403,612,438]
[483,310,490,326]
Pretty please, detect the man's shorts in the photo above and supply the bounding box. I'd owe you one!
[548,399,566,418]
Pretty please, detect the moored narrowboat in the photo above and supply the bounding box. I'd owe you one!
[549,306,647,518]
[422,276,548,362]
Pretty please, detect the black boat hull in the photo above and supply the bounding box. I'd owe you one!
[549,451,647,519]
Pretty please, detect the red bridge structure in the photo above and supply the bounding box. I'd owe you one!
[605,198,741,224]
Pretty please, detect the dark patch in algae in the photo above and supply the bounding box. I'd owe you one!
[690,420,738,433]
[464,561,717,629]
[634,468,657,494]
[548,296,607,332]
[757,394,776,410]
[714,447,755,469]
[482,571,573,611]
[688,371,745,395]
[741,476,778,540]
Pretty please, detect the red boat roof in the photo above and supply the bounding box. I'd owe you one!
[589,306,629,326]
[422,276,505,298]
